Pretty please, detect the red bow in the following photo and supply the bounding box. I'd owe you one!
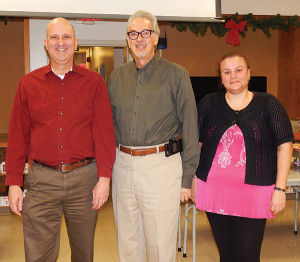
[225,19,247,47]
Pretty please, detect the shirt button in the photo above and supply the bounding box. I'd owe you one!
[61,83,64,85]
[61,161,64,164]
[60,145,63,148]
[60,112,63,116]
[61,97,64,100]
[59,128,63,131]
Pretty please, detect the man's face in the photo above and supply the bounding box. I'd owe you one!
[127,17,158,66]
[44,18,78,67]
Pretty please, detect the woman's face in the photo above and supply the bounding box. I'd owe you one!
[220,56,250,94]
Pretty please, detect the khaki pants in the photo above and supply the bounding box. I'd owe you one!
[112,147,182,262]
[23,161,98,262]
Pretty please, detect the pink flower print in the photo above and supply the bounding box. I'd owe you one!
[217,209,228,215]
[218,148,232,168]
[235,141,246,167]
[220,126,236,149]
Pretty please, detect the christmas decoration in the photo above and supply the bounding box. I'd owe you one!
[0,17,8,25]
[170,13,300,39]
[226,19,247,46]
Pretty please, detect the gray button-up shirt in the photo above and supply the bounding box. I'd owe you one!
[107,54,199,188]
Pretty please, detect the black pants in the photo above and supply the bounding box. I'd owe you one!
[206,212,266,262]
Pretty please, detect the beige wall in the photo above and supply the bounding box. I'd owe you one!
[0,20,25,133]
[160,25,279,97]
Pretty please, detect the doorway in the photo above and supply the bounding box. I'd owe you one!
[74,46,128,85]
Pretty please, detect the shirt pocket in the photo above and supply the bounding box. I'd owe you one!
[141,92,174,119]
[72,92,93,120]
[29,95,57,124]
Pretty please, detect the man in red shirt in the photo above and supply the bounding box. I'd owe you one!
[5,17,115,261]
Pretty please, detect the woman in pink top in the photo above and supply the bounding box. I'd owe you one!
[192,52,294,262]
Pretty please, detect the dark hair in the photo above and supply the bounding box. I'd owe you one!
[219,52,250,70]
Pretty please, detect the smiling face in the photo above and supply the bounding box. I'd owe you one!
[44,18,78,71]
[127,17,159,68]
[220,56,250,94]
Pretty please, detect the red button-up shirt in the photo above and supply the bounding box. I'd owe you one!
[5,63,116,186]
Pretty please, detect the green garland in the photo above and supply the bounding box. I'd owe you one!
[1,13,299,38]
[170,13,300,38]
[0,17,8,25]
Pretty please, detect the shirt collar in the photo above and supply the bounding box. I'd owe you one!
[44,62,85,77]
[133,53,161,75]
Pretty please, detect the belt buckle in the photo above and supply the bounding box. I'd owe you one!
[61,164,70,172]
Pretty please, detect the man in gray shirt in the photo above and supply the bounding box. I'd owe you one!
[108,10,199,262]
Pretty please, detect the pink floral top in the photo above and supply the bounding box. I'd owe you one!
[196,124,275,219]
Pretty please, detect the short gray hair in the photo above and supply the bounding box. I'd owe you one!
[127,10,160,38]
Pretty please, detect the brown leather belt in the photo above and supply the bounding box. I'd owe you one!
[33,158,94,172]
[117,143,165,156]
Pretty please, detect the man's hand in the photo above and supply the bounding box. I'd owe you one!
[180,188,191,203]
[92,177,110,210]
[191,176,197,203]
[8,185,23,216]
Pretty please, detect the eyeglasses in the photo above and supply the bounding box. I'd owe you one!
[127,30,155,40]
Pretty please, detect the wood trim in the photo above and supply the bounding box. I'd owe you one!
[0,133,8,142]
[24,18,30,74]
[0,142,7,147]
[278,28,300,119]
[221,14,300,20]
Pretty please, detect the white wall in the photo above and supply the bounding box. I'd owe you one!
[29,19,127,71]
[1,0,220,21]
[3,0,299,18]
[222,0,300,15]
[28,0,300,71]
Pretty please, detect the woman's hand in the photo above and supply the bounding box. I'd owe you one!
[270,189,286,215]
[271,142,293,215]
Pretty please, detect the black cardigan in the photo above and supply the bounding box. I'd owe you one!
[196,91,294,186]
